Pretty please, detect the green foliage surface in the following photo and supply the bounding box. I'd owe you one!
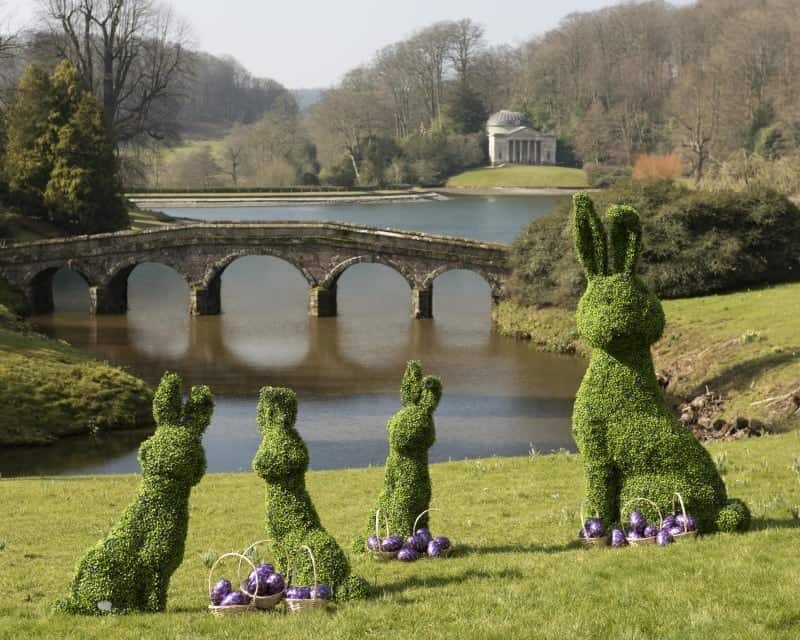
[509,179,800,308]
[1,433,799,639]
[252,387,368,601]
[55,373,212,614]
[4,61,128,234]
[359,361,442,546]
[571,193,748,532]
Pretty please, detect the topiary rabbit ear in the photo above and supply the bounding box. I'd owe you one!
[419,375,443,412]
[573,193,608,278]
[606,205,642,275]
[257,386,298,431]
[182,385,214,436]
[400,360,423,406]
[153,371,183,427]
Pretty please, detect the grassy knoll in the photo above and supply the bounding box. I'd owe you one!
[447,165,589,189]
[0,304,153,446]
[495,282,800,429]
[1,433,799,638]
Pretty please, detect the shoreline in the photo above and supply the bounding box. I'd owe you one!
[129,192,448,208]
[437,186,596,197]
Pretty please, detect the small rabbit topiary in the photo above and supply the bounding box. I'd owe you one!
[56,372,213,614]
[252,386,369,601]
[358,361,442,548]
[571,193,749,533]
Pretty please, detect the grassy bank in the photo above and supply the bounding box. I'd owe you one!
[0,295,153,446]
[1,433,798,639]
[494,282,800,429]
[446,165,589,189]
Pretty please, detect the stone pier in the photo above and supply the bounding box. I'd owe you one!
[411,286,433,319]
[309,285,337,317]
[190,278,221,316]
[89,283,128,315]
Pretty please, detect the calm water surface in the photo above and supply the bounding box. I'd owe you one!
[1,196,586,477]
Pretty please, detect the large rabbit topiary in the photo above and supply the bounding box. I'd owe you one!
[571,193,749,533]
[252,386,369,601]
[56,372,213,615]
[357,361,442,549]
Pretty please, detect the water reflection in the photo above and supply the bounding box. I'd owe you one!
[12,197,586,476]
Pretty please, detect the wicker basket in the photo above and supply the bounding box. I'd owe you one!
[368,508,398,561]
[622,498,663,546]
[670,493,698,542]
[207,552,258,616]
[413,509,452,558]
[579,502,609,547]
[285,545,329,613]
[239,539,285,610]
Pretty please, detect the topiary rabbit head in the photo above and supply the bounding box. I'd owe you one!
[573,193,665,353]
[138,372,213,486]
[388,362,441,454]
[252,386,309,482]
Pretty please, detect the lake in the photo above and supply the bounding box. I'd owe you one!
[1,195,586,477]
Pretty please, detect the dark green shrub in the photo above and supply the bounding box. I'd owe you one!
[56,372,213,614]
[357,361,442,549]
[571,193,748,533]
[583,163,632,188]
[509,179,800,309]
[252,387,368,601]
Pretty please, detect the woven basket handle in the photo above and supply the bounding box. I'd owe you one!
[621,497,664,531]
[208,552,258,601]
[579,501,602,537]
[672,493,689,532]
[374,507,390,538]
[287,544,319,593]
[412,508,439,535]
[238,539,273,578]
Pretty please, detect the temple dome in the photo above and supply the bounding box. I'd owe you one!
[487,110,532,128]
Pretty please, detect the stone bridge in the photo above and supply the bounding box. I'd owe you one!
[0,222,510,318]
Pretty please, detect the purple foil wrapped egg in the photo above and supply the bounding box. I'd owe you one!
[398,546,421,562]
[285,587,302,599]
[264,572,285,596]
[643,525,658,539]
[246,564,275,596]
[367,534,381,551]
[427,539,445,557]
[381,535,404,552]
[311,584,331,600]
[676,513,697,532]
[210,579,232,606]
[627,529,643,540]
[415,528,433,546]
[656,530,674,546]
[406,535,427,553]
[586,518,605,538]
[610,528,627,547]
[662,514,677,530]
[578,527,588,539]
[669,525,685,537]
[221,590,252,606]
[298,587,312,599]
[433,536,451,550]
[629,511,646,534]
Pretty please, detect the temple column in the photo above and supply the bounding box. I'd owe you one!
[411,286,433,319]
[190,277,221,316]
[309,284,337,317]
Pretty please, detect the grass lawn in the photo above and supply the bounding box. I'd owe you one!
[1,432,798,638]
[494,282,800,430]
[447,165,589,189]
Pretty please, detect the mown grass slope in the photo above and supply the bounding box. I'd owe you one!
[1,433,798,639]
[494,282,800,429]
[447,165,589,189]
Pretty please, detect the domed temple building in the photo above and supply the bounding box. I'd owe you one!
[486,111,557,167]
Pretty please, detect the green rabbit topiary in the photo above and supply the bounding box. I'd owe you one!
[358,361,442,548]
[56,372,213,614]
[571,193,749,533]
[252,386,369,601]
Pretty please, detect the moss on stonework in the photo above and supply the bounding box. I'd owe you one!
[252,387,369,601]
[55,372,213,614]
[356,361,442,549]
[571,193,749,533]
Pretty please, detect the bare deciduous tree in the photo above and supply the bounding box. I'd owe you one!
[41,0,192,144]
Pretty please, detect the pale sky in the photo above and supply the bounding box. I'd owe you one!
[9,0,695,88]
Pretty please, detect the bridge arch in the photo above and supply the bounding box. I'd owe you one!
[25,264,95,314]
[96,258,192,314]
[321,255,416,290]
[421,266,505,302]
